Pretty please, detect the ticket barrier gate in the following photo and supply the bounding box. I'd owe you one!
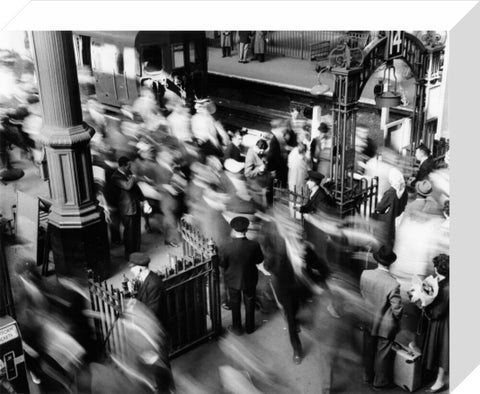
[0,316,29,393]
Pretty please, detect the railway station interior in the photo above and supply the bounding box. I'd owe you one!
[0,29,454,394]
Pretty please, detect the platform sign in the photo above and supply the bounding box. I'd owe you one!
[0,316,29,393]
[385,31,405,60]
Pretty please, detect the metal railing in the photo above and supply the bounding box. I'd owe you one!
[208,31,370,60]
[87,217,221,359]
[272,176,379,220]
[272,181,309,222]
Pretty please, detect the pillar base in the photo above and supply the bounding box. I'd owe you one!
[48,217,110,281]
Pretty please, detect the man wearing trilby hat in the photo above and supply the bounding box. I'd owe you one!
[360,246,403,390]
[218,216,264,335]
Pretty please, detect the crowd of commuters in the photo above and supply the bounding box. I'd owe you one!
[2,60,450,393]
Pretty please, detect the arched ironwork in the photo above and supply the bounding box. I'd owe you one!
[358,33,428,95]
[329,31,445,215]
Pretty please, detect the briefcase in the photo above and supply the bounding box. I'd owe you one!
[393,345,422,392]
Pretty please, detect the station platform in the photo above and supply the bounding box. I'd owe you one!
[208,46,323,94]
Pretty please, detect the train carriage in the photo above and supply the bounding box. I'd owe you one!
[73,31,208,109]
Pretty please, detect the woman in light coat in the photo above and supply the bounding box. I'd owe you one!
[253,31,267,62]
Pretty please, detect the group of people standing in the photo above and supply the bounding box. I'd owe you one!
[220,31,268,63]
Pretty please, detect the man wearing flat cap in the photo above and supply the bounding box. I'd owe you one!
[218,216,264,335]
[360,246,403,390]
[129,252,168,332]
[299,170,337,215]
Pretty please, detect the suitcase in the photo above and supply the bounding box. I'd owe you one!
[393,344,422,392]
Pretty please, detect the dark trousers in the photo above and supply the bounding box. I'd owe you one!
[363,331,395,387]
[228,287,256,333]
[272,280,302,356]
[121,213,141,259]
[109,210,121,244]
[222,46,231,57]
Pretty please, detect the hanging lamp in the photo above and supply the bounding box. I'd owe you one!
[375,61,402,108]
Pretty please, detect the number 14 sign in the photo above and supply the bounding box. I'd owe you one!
[385,31,405,60]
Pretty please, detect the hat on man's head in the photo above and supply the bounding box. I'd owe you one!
[415,179,433,197]
[318,122,330,134]
[373,246,397,266]
[306,170,325,184]
[230,216,250,232]
[129,253,151,267]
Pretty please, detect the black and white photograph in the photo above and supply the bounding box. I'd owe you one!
[0,1,476,393]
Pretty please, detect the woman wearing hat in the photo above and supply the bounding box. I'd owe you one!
[422,254,449,393]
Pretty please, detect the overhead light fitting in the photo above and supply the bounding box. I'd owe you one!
[375,61,402,108]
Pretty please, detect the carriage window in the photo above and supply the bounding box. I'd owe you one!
[142,45,163,72]
[124,47,139,76]
[190,42,196,64]
[91,42,116,72]
[172,43,184,68]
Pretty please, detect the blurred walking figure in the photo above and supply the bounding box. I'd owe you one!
[360,246,403,390]
[96,301,173,394]
[111,156,144,259]
[191,98,229,160]
[167,103,193,143]
[220,31,233,57]
[219,217,264,335]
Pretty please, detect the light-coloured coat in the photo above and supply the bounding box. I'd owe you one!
[220,31,232,47]
[253,31,267,54]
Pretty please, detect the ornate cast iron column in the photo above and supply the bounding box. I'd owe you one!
[330,66,362,215]
[31,31,110,280]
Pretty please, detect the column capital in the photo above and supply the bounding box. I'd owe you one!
[38,122,95,148]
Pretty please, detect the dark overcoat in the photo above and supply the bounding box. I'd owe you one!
[136,271,169,331]
[219,237,264,290]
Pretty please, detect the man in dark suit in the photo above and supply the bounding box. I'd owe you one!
[128,253,173,393]
[111,156,144,259]
[360,246,403,390]
[408,143,436,187]
[300,170,337,215]
[219,216,264,335]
